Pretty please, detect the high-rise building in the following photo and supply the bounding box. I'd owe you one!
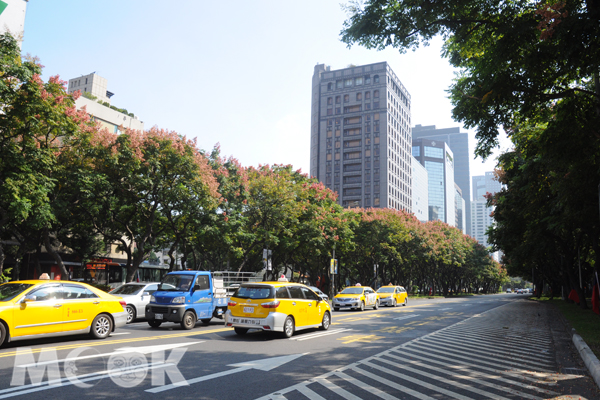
[310,62,412,210]
[0,0,28,48]
[412,125,472,234]
[455,183,466,232]
[67,73,144,133]
[471,171,503,259]
[411,156,428,222]
[412,138,456,226]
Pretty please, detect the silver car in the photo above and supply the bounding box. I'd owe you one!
[109,282,160,323]
[309,286,329,302]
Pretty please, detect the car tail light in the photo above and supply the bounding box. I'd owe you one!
[263,326,271,330]
[119,300,127,310]
[260,301,280,308]
[228,301,237,307]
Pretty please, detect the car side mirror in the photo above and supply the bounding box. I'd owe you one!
[21,295,36,303]
[142,291,150,297]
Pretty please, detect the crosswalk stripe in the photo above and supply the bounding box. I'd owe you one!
[314,377,362,400]
[423,335,556,365]
[435,327,554,349]
[359,360,477,400]
[334,371,399,400]
[446,327,552,345]
[296,385,326,400]
[376,355,545,400]
[350,363,438,400]
[410,340,554,372]
[388,350,560,396]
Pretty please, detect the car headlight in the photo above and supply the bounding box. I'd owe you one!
[172,296,186,304]
[150,295,156,303]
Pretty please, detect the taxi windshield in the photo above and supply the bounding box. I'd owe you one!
[234,285,274,299]
[341,287,364,295]
[377,287,395,293]
[0,283,34,302]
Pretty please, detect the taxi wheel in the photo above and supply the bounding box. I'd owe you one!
[126,305,136,324]
[148,320,162,328]
[283,316,295,338]
[0,322,6,347]
[90,314,113,339]
[320,312,331,331]
[403,298,408,306]
[234,327,248,335]
[359,301,365,311]
[373,300,379,310]
[181,311,196,330]
[392,299,397,307]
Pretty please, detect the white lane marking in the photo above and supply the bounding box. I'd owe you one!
[364,359,510,400]
[17,342,204,368]
[334,371,399,400]
[431,333,555,362]
[375,355,544,400]
[314,377,362,400]
[291,328,352,341]
[109,332,131,336]
[296,385,326,400]
[0,362,172,399]
[388,350,560,396]
[413,340,554,373]
[438,307,453,311]
[147,353,308,393]
[350,363,439,400]
[393,314,420,321]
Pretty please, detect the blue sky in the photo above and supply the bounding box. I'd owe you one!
[21,1,510,181]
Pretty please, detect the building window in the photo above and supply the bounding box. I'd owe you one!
[365,75,371,84]
[335,141,341,148]
[327,109,333,116]
[335,107,341,114]
[374,90,379,98]
[344,139,361,148]
[344,94,349,103]
[335,129,341,137]
[344,128,362,136]
[343,188,362,196]
[412,146,420,157]
[356,92,362,101]
[374,75,380,83]
[424,146,444,158]
[343,176,362,184]
[345,79,353,87]
[344,116,362,125]
[336,80,343,89]
[344,163,362,172]
[373,102,379,109]
[327,154,332,161]
[365,91,371,99]
[335,153,341,160]
[365,149,371,157]
[327,130,333,138]
[336,96,341,104]
[327,97,333,105]
[327,83,333,91]
[344,105,361,113]
[344,152,362,160]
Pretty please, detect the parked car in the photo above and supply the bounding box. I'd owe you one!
[225,282,331,338]
[333,285,379,311]
[376,285,408,307]
[516,289,524,294]
[506,288,512,293]
[109,282,160,323]
[308,286,329,302]
[0,280,127,348]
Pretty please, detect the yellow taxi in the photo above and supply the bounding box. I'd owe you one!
[0,280,128,347]
[224,282,331,338]
[332,285,379,311]
[376,285,408,307]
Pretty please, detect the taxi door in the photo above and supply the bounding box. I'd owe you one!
[301,286,323,326]
[61,284,99,331]
[12,284,64,338]
[287,285,310,327]
[364,288,377,307]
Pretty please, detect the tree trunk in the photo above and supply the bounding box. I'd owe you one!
[43,229,69,279]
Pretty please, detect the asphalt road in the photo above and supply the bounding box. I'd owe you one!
[0,294,596,399]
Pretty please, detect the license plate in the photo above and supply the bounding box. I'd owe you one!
[243,307,254,314]
[155,314,163,320]
[232,318,261,325]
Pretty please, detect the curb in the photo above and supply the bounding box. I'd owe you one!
[572,329,600,389]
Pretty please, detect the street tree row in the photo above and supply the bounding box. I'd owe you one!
[0,33,504,294]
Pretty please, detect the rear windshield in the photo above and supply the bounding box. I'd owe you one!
[110,285,143,295]
[377,287,394,293]
[341,287,363,295]
[0,283,34,302]
[234,285,274,299]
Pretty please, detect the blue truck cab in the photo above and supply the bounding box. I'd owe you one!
[145,270,229,330]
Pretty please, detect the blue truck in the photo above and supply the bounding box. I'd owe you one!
[145,270,259,329]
